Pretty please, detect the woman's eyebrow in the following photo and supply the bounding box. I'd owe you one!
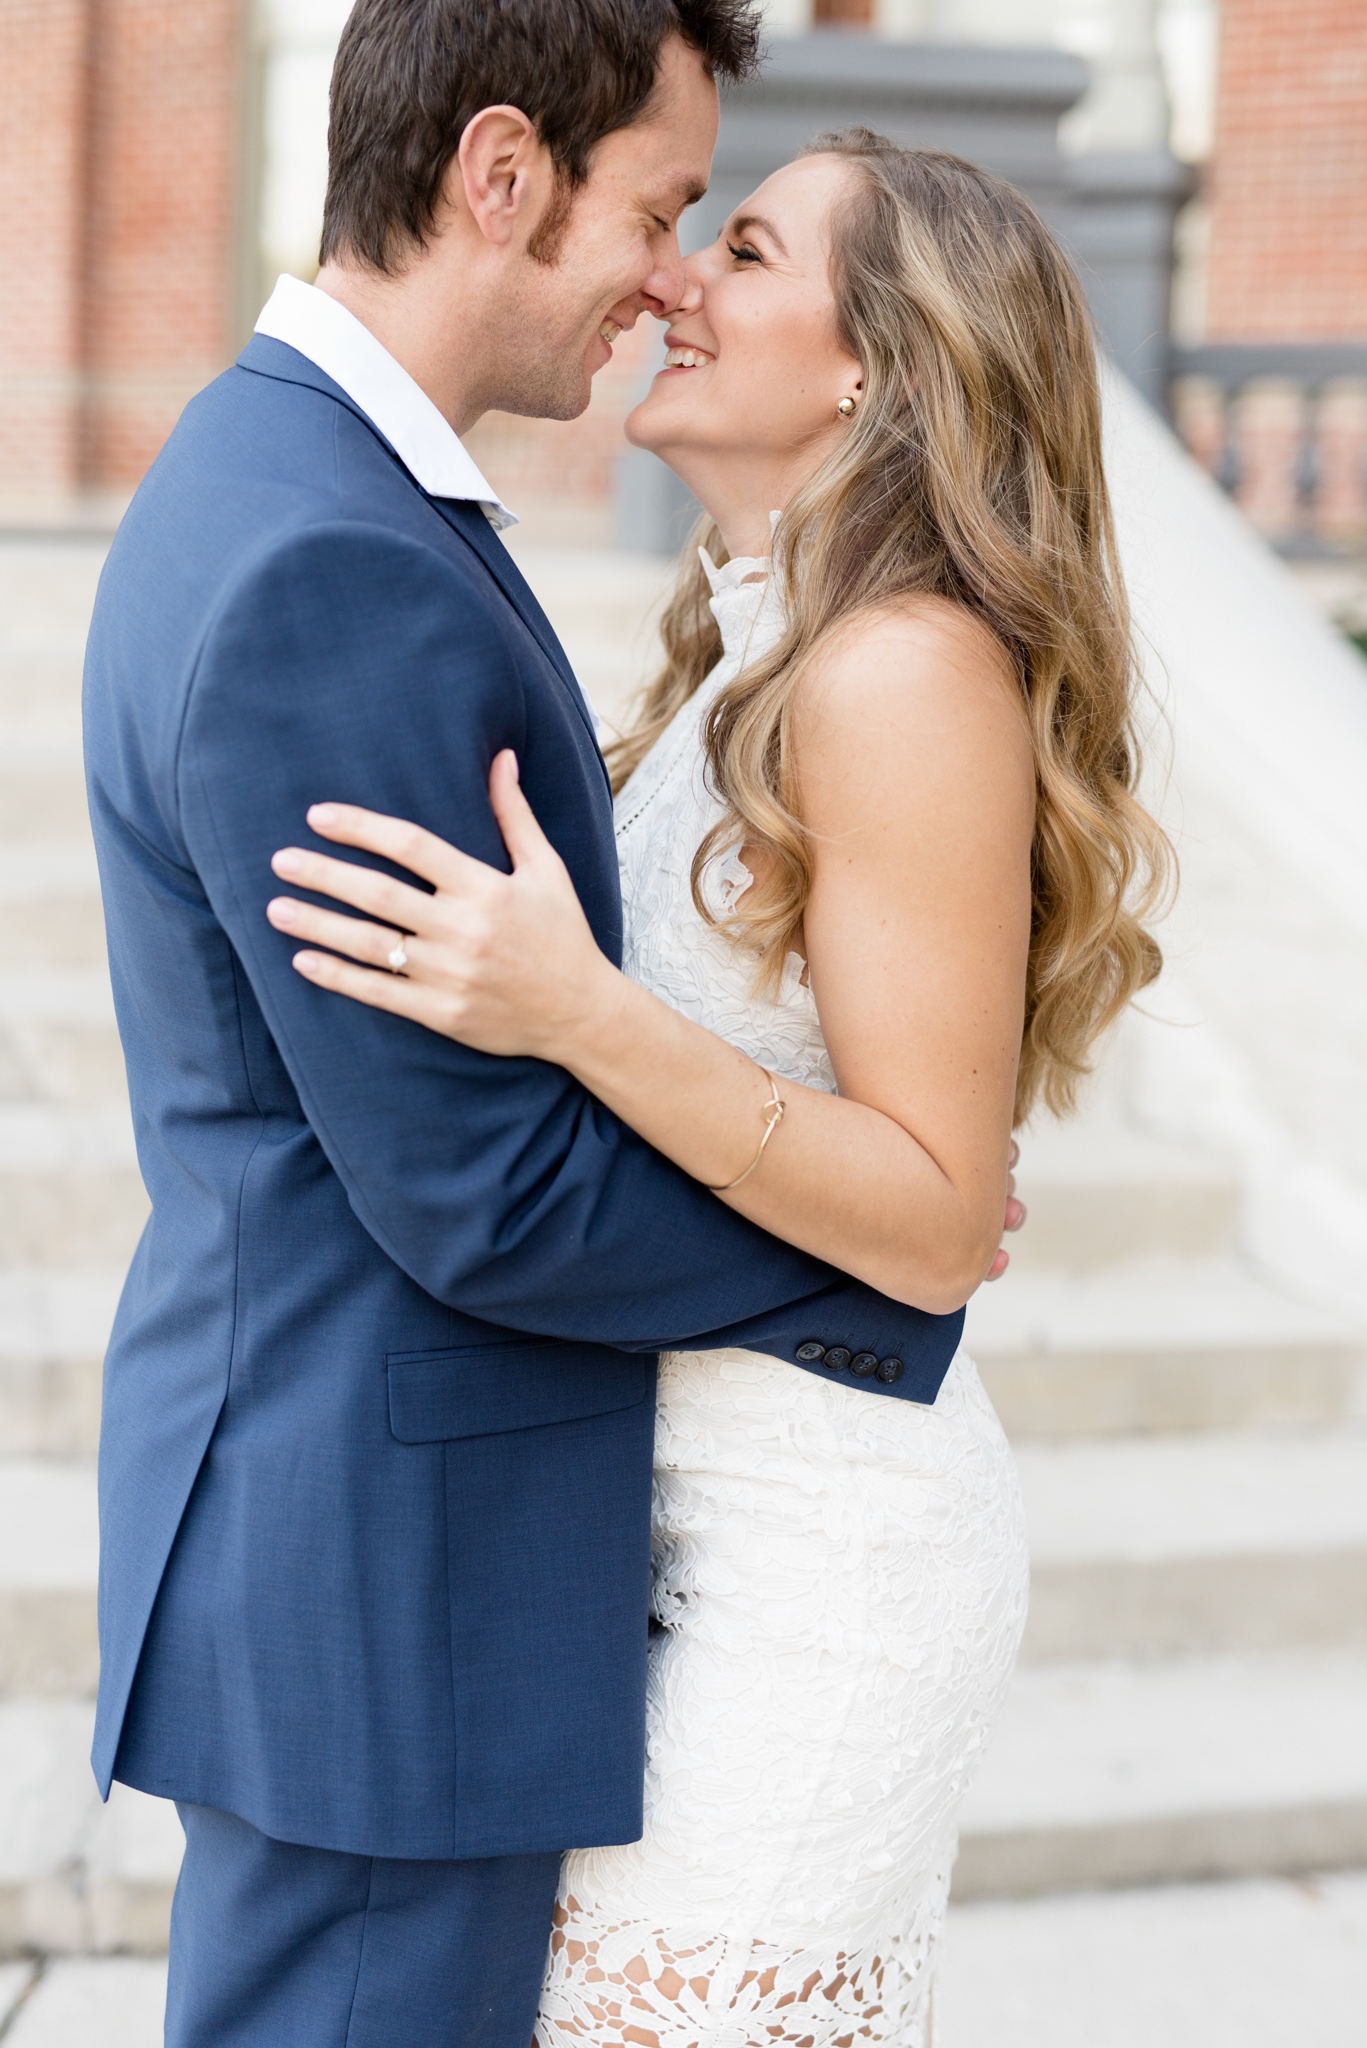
[728,212,788,257]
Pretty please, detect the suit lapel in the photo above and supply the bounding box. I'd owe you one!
[237,337,610,788]
[425,497,606,768]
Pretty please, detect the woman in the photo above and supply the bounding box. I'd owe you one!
[267,134,1168,2045]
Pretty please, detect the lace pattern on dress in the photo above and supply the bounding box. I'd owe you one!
[613,542,835,1097]
[535,1892,945,2046]
[536,543,1029,2047]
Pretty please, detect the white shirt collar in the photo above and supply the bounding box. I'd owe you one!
[254,274,518,531]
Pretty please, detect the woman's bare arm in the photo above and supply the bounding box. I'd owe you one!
[268,601,1032,1313]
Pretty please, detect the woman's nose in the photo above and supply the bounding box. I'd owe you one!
[663,263,705,320]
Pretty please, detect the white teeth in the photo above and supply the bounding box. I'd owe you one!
[599,319,622,344]
[664,346,714,369]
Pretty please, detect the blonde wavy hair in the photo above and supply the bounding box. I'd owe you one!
[607,131,1171,1125]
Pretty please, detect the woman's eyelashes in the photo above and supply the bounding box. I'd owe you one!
[726,240,762,265]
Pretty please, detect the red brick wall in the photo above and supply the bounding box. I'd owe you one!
[1205,0,1367,341]
[0,0,242,503]
[83,0,244,485]
[0,0,91,497]
[812,0,874,23]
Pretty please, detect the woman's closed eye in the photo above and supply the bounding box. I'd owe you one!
[726,240,762,266]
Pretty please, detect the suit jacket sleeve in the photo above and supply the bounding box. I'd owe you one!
[177,522,956,1361]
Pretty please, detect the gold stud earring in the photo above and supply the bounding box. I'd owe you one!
[836,396,857,419]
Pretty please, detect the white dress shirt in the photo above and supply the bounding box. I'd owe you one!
[254,273,517,531]
[252,275,613,738]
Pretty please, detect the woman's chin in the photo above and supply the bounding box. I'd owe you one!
[624,381,707,455]
[623,397,668,454]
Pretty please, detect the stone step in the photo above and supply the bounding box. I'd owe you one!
[0,1701,181,1956]
[9,1872,1367,2043]
[938,1869,1367,2048]
[965,1254,1365,1438]
[0,845,106,970]
[0,660,84,752]
[0,1464,99,1696]
[7,1656,1367,1952]
[0,1956,167,2046]
[0,1269,121,1456]
[1007,1116,1239,1271]
[0,969,126,1104]
[0,538,107,658]
[0,1103,135,1171]
[9,1414,1366,1696]
[1017,1425,1367,1660]
[0,1106,147,1268]
[0,1356,103,1460]
[0,1186,143,1269]
[0,772,92,844]
[955,1649,1367,1898]
[0,1962,36,2026]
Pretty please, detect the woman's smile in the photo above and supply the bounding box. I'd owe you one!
[660,339,716,370]
[624,154,864,558]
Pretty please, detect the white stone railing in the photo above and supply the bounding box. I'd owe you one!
[1171,345,1367,556]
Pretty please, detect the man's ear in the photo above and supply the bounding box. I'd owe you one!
[453,105,553,249]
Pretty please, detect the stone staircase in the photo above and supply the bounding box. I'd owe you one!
[0,536,183,1958]
[0,535,1364,1967]
[958,1069,1367,1895]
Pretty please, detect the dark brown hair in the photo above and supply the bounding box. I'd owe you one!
[321,0,762,273]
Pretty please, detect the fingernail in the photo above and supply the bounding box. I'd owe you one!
[308,804,339,828]
[293,952,322,974]
[273,850,302,877]
[268,897,298,926]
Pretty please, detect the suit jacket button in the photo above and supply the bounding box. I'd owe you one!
[877,1357,904,1383]
[850,1351,879,1377]
[795,1341,826,1363]
[822,1346,852,1371]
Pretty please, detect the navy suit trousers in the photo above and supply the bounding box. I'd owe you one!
[167,1803,561,2048]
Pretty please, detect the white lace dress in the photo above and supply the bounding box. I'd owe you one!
[534,548,1029,2048]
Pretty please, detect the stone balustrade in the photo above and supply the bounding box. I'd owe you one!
[1171,345,1367,555]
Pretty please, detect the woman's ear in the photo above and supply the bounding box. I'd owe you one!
[452,105,551,249]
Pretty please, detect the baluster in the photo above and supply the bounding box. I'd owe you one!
[1232,378,1306,543]
[1312,380,1367,549]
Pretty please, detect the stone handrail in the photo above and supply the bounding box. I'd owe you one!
[1171,343,1367,555]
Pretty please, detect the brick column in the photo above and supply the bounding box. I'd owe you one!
[1191,0,1367,545]
[1206,0,1367,343]
[83,0,245,490]
[0,0,244,510]
[0,0,93,505]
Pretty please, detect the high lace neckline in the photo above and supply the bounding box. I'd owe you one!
[698,511,785,668]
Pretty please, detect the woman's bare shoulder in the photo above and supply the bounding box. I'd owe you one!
[794,593,1028,767]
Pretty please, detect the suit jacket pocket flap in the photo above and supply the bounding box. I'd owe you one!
[386,1340,650,1444]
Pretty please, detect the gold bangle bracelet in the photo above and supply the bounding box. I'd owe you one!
[707,1068,786,1192]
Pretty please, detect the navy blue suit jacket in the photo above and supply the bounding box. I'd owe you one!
[83,336,964,1860]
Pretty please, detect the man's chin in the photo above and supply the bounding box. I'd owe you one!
[495,372,593,425]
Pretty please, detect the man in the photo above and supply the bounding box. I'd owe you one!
[83,4,1006,2041]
